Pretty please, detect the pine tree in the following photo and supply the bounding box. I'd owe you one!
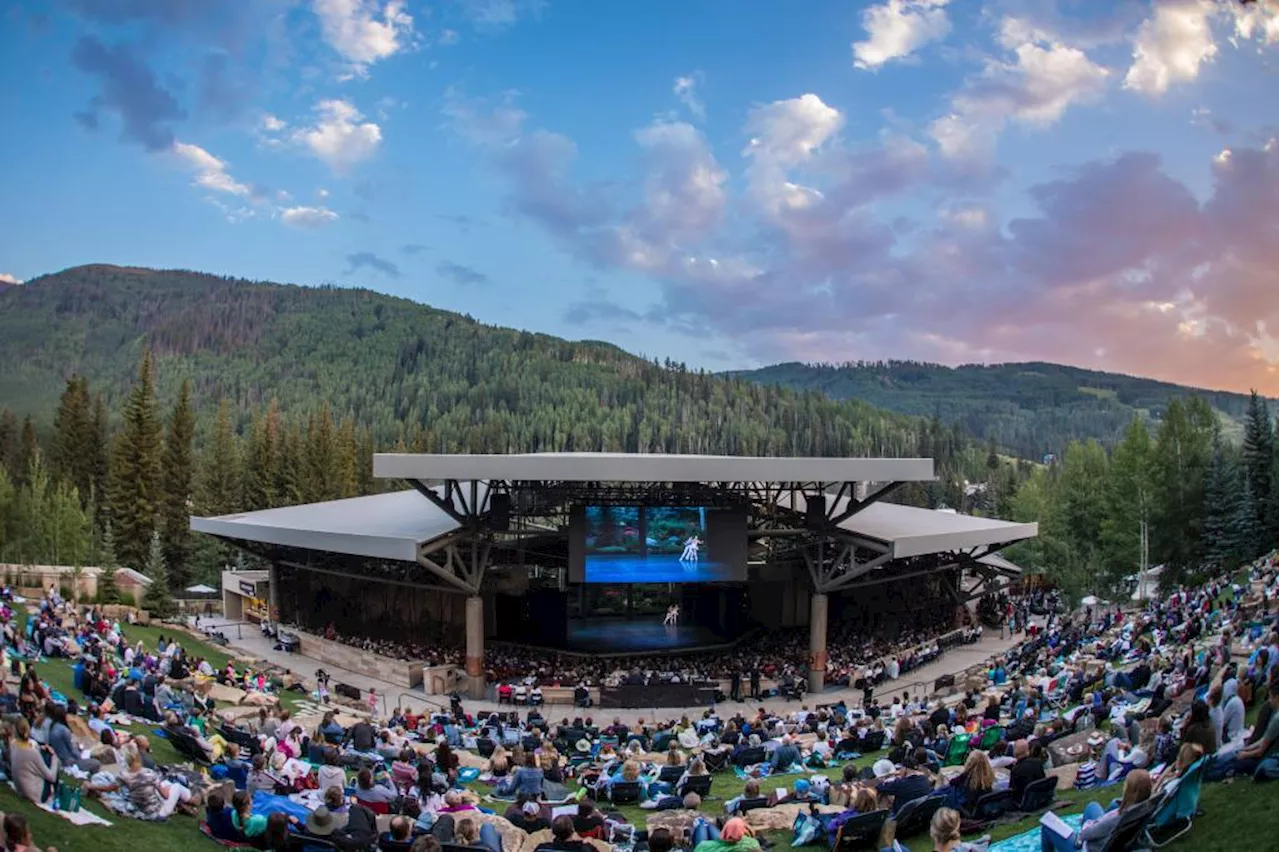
[1203,434,1247,570]
[16,416,37,489]
[90,392,110,520]
[0,410,19,483]
[160,379,196,590]
[109,350,163,569]
[141,530,173,616]
[335,417,358,499]
[244,402,280,511]
[201,398,242,515]
[1241,390,1279,558]
[304,403,336,502]
[51,376,93,498]
[97,521,121,604]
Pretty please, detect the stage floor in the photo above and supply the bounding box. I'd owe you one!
[585,553,739,583]
[566,619,732,654]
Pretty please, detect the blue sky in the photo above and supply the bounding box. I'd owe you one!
[0,0,1276,392]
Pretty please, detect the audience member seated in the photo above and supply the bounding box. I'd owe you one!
[1040,769,1152,852]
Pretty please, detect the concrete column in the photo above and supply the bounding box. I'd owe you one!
[808,592,828,694]
[267,565,281,624]
[463,595,485,699]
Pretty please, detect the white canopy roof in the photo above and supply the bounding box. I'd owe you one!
[840,502,1037,558]
[374,452,933,484]
[194,486,1035,565]
[191,489,461,562]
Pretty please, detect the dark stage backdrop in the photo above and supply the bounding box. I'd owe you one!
[493,589,568,647]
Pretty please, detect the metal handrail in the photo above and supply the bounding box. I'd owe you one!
[397,691,449,714]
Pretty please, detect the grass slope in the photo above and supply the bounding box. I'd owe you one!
[4,619,1276,850]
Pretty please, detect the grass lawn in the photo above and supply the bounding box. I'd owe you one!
[6,615,1278,851]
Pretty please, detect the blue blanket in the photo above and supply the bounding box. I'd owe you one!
[251,791,312,823]
[989,813,1083,852]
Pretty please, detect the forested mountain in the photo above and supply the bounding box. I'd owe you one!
[0,264,974,469]
[730,361,1275,459]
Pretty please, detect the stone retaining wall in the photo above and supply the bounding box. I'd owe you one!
[294,629,427,689]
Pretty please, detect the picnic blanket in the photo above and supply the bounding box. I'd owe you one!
[731,763,805,779]
[989,813,1083,852]
[38,801,113,827]
[251,790,313,823]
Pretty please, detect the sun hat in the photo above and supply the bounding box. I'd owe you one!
[794,778,811,794]
[575,738,592,754]
[872,758,896,779]
[522,801,540,816]
[306,806,336,836]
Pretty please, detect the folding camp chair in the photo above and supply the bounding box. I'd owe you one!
[733,746,766,767]
[736,797,769,815]
[943,734,971,767]
[1143,757,1205,847]
[677,775,713,799]
[861,731,887,753]
[701,750,729,773]
[609,781,643,805]
[1017,775,1058,812]
[476,738,496,758]
[1100,797,1160,852]
[893,794,946,838]
[977,726,1004,751]
[967,789,1012,822]
[658,765,686,784]
[833,809,889,852]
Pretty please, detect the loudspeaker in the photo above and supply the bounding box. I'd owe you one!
[489,493,511,531]
[806,495,825,527]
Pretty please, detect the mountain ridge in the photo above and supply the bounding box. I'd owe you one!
[728,360,1275,458]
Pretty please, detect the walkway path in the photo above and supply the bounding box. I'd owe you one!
[200,618,1023,724]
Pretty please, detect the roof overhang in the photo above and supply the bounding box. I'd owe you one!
[373,452,934,484]
[839,502,1038,559]
[191,489,460,562]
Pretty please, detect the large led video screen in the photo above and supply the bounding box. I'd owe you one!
[570,506,747,583]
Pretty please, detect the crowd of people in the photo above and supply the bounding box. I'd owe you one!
[0,552,1273,852]
[284,599,972,698]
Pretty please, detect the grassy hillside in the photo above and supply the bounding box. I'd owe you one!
[0,265,957,466]
[730,360,1275,459]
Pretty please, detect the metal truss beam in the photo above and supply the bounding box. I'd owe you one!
[279,560,470,596]
[826,480,903,527]
[820,551,893,592]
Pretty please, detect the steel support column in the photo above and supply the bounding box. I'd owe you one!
[267,564,281,624]
[463,595,485,699]
[808,592,828,694]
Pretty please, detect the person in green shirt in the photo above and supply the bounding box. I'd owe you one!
[692,817,761,852]
[231,789,268,838]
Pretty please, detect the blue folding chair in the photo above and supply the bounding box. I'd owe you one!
[1144,757,1205,847]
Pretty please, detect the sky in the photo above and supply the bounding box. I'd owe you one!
[0,0,1277,394]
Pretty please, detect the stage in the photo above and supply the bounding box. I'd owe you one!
[584,553,740,583]
[565,618,739,655]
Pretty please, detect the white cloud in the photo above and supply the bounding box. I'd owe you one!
[293,99,382,172]
[1123,0,1217,96]
[280,205,339,228]
[438,28,460,46]
[317,187,330,198]
[171,141,252,196]
[932,18,1108,161]
[673,74,705,120]
[262,114,286,132]
[743,94,844,218]
[853,0,951,70]
[312,0,414,76]
[0,273,21,285]
[1229,0,1280,45]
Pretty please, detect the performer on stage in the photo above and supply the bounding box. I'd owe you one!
[663,604,680,626]
[679,534,702,563]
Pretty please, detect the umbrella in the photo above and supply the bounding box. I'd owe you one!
[1080,595,1103,606]
[185,584,218,594]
